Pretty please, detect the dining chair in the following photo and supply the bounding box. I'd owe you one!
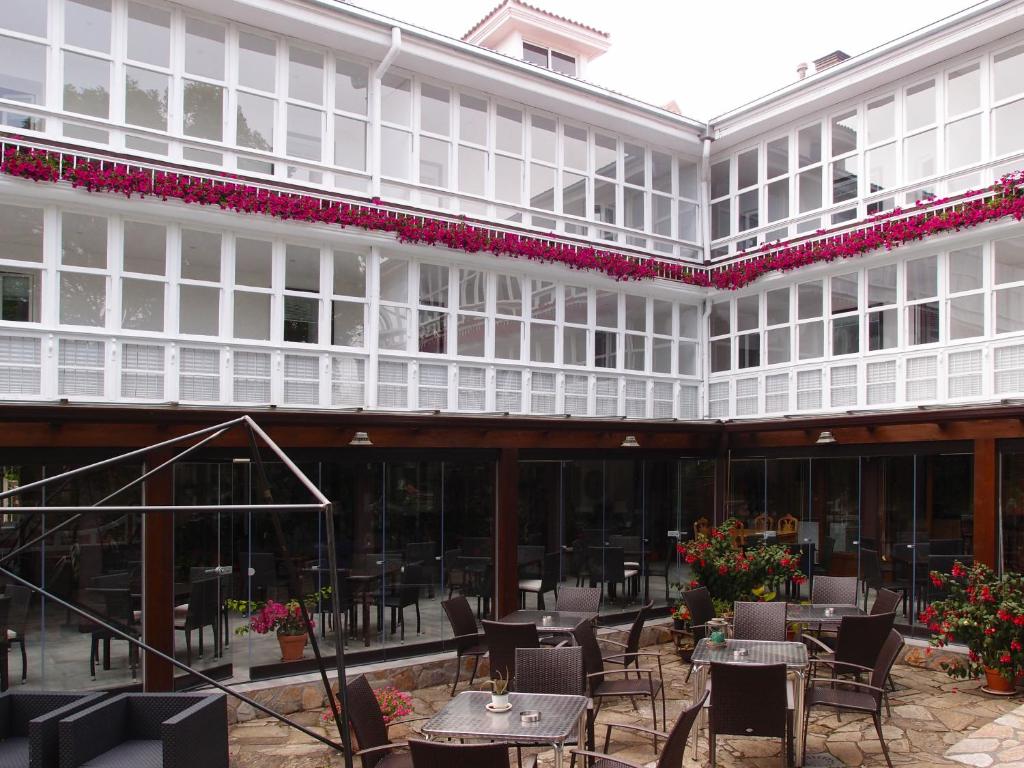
[804,611,896,715]
[643,538,677,603]
[443,548,466,599]
[802,630,905,768]
[860,548,911,617]
[708,662,792,768]
[514,646,588,767]
[441,596,486,695]
[403,542,438,598]
[776,514,798,536]
[518,551,560,609]
[482,620,539,684]
[752,513,774,531]
[346,675,429,768]
[810,575,858,606]
[382,564,423,640]
[602,600,656,674]
[553,586,601,614]
[409,740,523,768]
[693,517,710,538]
[732,601,787,641]
[870,587,903,616]
[174,575,221,665]
[571,689,708,768]
[3,586,30,683]
[681,586,716,682]
[588,546,637,604]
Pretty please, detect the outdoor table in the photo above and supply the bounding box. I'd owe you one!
[499,609,596,641]
[421,690,588,768]
[786,603,863,637]
[690,637,809,765]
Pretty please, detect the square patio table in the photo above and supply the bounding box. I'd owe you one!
[786,603,863,629]
[421,690,588,768]
[690,637,809,766]
[499,609,596,636]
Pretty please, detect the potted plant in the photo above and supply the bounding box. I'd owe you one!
[922,561,1024,695]
[322,686,413,725]
[227,594,319,662]
[481,671,511,710]
[670,603,690,631]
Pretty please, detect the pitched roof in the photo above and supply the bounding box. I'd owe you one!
[462,0,610,42]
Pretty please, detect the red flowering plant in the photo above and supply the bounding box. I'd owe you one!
[922,561,1024,681]
[675,518,804,605]
[321,686,413,725]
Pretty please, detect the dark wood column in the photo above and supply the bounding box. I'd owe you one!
[973,438,998,567]
[143,452,175,690]
[495,448,519,617]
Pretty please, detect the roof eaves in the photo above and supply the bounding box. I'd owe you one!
[462,0,610,42]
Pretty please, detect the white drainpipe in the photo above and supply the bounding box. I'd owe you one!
[700,128,714,264]
[371,27,402,196]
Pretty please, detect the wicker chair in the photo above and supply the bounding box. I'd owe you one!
[382,565,423,640]
[707,662,792,768]
[693,517,710,538]
[408,740,514,768]
[346,675,429,768]
[804,612,896,715]
[642,539,677,603]
[0,690,103,768]
[518,551,560,610]
[751,514,773,531]
[602,600,655,673]
[776,514,798,536]
[870,588,903,616]
[514,646,589,766]
[860,548,910,617]
[57,693,228,768]
[732,601,787,641]
[573,620,665,735]
[482,620,539,685]
[174,575,221,665]
[802,630,905,768]
[441,596,487,696]
[681,587,715,683]
[4,586,31,683]
[810,576,858,606]
[553,587,601,614]
[571,690,708,768]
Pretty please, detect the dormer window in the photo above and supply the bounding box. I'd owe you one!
[522,42,577,76]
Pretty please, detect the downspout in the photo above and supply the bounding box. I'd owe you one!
[371,26,402,197]
[700,125,714,264]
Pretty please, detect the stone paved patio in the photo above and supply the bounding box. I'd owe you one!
[229,637,1023,768]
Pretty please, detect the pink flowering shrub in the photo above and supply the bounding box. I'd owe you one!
[321,686,413,725]
[226,597,314,637]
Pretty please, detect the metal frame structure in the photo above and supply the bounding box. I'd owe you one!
[0,415,354,768]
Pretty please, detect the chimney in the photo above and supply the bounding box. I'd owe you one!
[813,50,851,73]
[796,62,808,80]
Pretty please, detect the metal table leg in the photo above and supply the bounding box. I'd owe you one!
[794,667,806,767]
[691,662,707,760]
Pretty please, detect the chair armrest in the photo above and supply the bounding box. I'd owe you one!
[58,695,128,768]
[30,692,106,768]
[569,749,644,768]
[813,659,874,674]
[604,651,663,661]
[807,677,886,694]
[387,716,431,732]
[601,638,628,649]
[601,721,668,750]
[802,635,834,654]
[163,695,229,768]
[355,740,409,757]
[450,632,483,642]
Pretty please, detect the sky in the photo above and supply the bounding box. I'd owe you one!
[348,0,986,119]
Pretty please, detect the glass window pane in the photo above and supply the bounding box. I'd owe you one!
[798,167,822,212]
[766,327,790,364]
[418,263,448,307]
[738,189,758,231]
[522,42,547,67]
[906,255,937,300]
[652,194,671,236]
[333,251,366,297]
[624,143,645,186]
[378,306,408,349]
[420,137,450,187]
[738,333,760,368]
[531,115,556,163]
[530,163,555,210]
[380,257,408,303]
[334,115,366,170]
[496,276,522,316]
[994,45,1024,102]
[494,318,521,359]
[60,272,106,326]
[908,302,939,345]
[869,308,898,350]
[624,295,646,332]
[710,338,730,372]
[0,37,45,112]
[678,200,698,242]
[767,178,788,222]
[177,284,218,333]
[0,271,36,322]
[594,329,616,368]
[381,73,411,125]
[737,148,758,189]
[710,300,730,336]
[652,299,672,335]
[595,134,617,179]
[948,64,980,116]
[530,323,554,363]
[798,281,822,319]
[287,104,322,160]
[288,46,323,104]
[652,337,671,373]
[335,59,368,114]
[180,229,220,281]
[564,285,587,324]
[65,0,110,52]
[236,92,273,150]
[284,295,319,343]
[679,340,697,375]
[182,80,223,140]
[561,326,586,365]
[496,105,523,154]
[495,156,522,204]
[238,32,276,92]
[624,334,645,370]
[831,111,857,156]
[710,160,730,199]
[62,212,106,268]
[184,18,224,80]
[866,143,897,193]
[906,80,935,130]
[381,128,411,179]
[623,187,644,230]
[798,321,823,359]
[680,305,699,337]
[767,288,789,325]
[949,246,983,293]
[832,157,857,202]
[459,94,487,144]
[64,52,109,117]
[596,290,618,328]
[457,314,485,357]
[551,50,576,76]
[532,280,555,320]
[868,265,897,307]
[766,137,788,178]
[123,221,165,275]
[994,100,1024,156]
[832,316,859,355]
[228,241,270,295]
[125,67,168,130]
[0,206,43,263]
[2,0,46,37]
[995,237,1024,284]
[594,179,617,227]
[331,300,363,347]
[459,270,486,312]
[947,116,980,168]
[420,83,450,136]
[234,291,270,340]
[798,124,821,167]
[120,278,163,331]
[652,151,671,193]
[458,145,486,196]
[127,3,169,67]
[564,124,587,170]
[679,161,699,198]
[711,199,730,239]
[950,294,984,339]
[832,273,858,314]
[904,129,936,181]
[866,96,895,144]
[997,286,1024,333]
[286,244,319,292]
[736,295,758,332]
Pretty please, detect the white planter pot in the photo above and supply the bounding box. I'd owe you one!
[490,693,509,709]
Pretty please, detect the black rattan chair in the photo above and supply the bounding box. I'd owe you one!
[602,600,656,673]
[441,596,486,695]
[870,588,903,616]
[553,587,601,614]
[805,612,896,715]
[0,690,103,768]
[708,662,792,768]
[810,576,858,606]
[732,601,787,641]
[860,549,910,617]
[482,620,539,685]
[643,538,677,604]
[514,646,588,767]
[346,675,429,768]
[174,576,220,665]
[803,630,905,768]
[518,551,560,610]
[57,693,228,768]
[680,586,715,683]
[383,565,423,640]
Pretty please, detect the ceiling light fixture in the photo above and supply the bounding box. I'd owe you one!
[815,430,837,445]
[621,435,640,448]
[349,431,373,446]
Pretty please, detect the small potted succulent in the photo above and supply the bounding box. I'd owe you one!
[481,671,511,710]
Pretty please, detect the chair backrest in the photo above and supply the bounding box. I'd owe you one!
[929,539,963,556]
[860,549,882,584]
[732,601,787,641]
[571,619,605,688]
[124,693,213,739]
[409,739,510,768]
[540,551,560,590]
[345,675,390,768]
[461,537,492,558]
[403,541,437,565]
[554,586,601,614]
[870,588,903,615]
[481,620,539,683]
[869,630,905,707]
[834,612,895,672]
[656,689,708,768]
[517,545,545,569]
[751,514,773,531]
[681,587,715,639]
[187,576,220,625]
[595,546,626,582]
[624,600,654,656]
[693,517,710,538]
[514,646,584,695]
[777,514,798,534]
[441,595,478,652]
[728,530,745,549]
[5,585,31,633]
[819,537,835,569]
[399,564,424,603]
[811,575,858,605]
[709,662,787,738]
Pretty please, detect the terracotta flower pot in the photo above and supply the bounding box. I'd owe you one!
[278,632,307,662]
[983,666,1015,694]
